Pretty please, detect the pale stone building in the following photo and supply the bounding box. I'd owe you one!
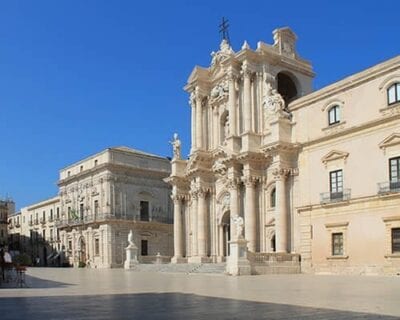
[168,27,400,274]
[56,147,173,268]
[8,196,62,265]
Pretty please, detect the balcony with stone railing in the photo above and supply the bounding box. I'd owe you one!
[34,218,39,225]
[55,212,173,228]
[40,217,46,225]
[28,220,34,227]
[378,181,400,195]
[320,189,351,205]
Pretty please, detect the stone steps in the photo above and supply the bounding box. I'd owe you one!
[130,263,226,275]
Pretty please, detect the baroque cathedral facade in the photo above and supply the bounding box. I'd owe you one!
[168,27,400,275]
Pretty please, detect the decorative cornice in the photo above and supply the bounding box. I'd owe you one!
[379,132,400,150]
[321,150,349,165]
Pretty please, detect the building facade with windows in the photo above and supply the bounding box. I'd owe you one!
[9,196,63,266]
[1,199,15,246]
[56,147,173,268]
[168,27,400,274]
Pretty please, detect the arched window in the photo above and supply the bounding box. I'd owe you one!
[270,188,276,208]
[328,105,340,125]
[387,83,400,105]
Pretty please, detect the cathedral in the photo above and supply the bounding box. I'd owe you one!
[167,27,400,275]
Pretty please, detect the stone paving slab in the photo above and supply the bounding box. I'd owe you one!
[1,268,400,318]
[0,293,397,320]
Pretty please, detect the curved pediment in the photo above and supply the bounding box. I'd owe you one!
[379,133,400,149]
[321,150,349,165]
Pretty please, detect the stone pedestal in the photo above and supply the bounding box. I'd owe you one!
[124,244,139,269]
[171,256,187,264]
[226,238,251,276]
[188,256,211,263]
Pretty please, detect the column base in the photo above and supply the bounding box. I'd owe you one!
[216,256,227,263]
[188,256,212,264]
[226,238,251,276]
[226,135,241,153]
[240,132,261,152]
[171,256,188,264]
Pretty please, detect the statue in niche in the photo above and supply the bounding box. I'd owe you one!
[232,215,244,239]
[170,133,181,160]
[263,82,290,120]
[223,115,230,143]
[210,80,229,101]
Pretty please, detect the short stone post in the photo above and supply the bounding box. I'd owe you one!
[156,252,162,265]
[226,238,251,276]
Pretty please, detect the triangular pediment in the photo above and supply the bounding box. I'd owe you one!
[186,66,210,86]
[321,150,349,164]
[379,133,400,149]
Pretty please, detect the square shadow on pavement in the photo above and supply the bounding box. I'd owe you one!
[0,292,397,320]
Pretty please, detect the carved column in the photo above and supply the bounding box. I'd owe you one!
[228,70,237,136]
[172,196,183,259]
[197,189,207,257]
[212,107,219,148]
[191,193,198,257]
[274,168,289,253]
[243,176,257,252]
[190,93,197,151]
[195,88,203,149]
[228,178,239,240]
[242,63,252,132]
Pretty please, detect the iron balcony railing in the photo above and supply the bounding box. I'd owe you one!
[378,181,400,194]
[55,213,173,228]
[320,189,351,204]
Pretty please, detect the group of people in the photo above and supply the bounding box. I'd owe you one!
[0,247,13,282]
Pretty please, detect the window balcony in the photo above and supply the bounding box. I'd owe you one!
[378,181,400,194]
[9,224,14,229]
[28,220,34,227]
[40,218,46,225]
[34,218,39,225]
[15,222,20,228]
[320,189,351,204]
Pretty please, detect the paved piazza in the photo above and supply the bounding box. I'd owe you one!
[0,269,399,319]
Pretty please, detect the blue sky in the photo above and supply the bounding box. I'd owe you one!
[1,1,399,210]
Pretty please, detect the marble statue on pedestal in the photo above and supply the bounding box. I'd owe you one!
[170,133,181,160]
[124,229,138,269]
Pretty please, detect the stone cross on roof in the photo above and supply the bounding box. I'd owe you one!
[219,17,230,44]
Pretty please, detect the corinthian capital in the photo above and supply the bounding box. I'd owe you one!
[272,167,291,181]
[241,62,253,78]
[242,176,258,187]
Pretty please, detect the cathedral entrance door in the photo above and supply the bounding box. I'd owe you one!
[221,211,231,257]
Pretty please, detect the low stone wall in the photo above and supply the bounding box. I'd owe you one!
[247,252,301,275]
[138,255,171,264]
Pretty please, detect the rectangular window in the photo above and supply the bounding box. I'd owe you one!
[140,201,149,221]
[94,200,99,215]
[42,229,46,241]
[388,85,396,104]
[328,106,340,125]
[68,240,72,250]
[389,157,400,191]
[95,238,100,255]
[330,170,343,199]
[56,207,60,219]
[141,239,148,256]
[50,209,53,220]
[392,228,400,254]
[68,207,71,219]
[57,229,60,241]
[50,229,53,241]
[80,203,84,220]
[332,232,344,256]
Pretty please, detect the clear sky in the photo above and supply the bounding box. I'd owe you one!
[1,0,399,210]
